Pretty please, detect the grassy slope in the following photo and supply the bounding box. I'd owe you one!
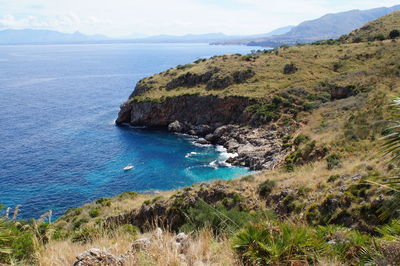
[343,10,400,42]
[133,40,400,103]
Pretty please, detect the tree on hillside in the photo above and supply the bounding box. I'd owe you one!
[389,29,400,39]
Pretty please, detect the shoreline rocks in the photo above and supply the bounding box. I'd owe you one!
[168,121,290,171]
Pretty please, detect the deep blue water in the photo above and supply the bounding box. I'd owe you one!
[0,43,256,219]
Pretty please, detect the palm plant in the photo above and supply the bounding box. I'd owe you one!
[232,222,324,265]
[379,98,400,219]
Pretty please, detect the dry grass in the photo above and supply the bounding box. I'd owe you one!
[37,231,133,265]
[38,229,238,266]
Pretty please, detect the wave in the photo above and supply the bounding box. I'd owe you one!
[185,151,199,158]
[191,140,212,147]
[216,145,238,160]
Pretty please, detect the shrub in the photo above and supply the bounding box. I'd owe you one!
[118,224,139,236]
[0,220,37,264]
[73,218,89,230]
[51,227,69,241]
[283,63,298,74]
[374,34,386,41]
[96,198,111,207]
[326,154,342,170]
[389,30,400,39]
[176,64,193,70]
[232,223,325,265]
[240,175,255,182]
[89,208,101,218]
[246,101,281,122]
[258,180,276,198]
[151,196,163,204]
[328,174,340,183]
[194,58,206,64]
[117,192,138,200]
[72,227,102,244]
[180,200,252,235]
[294,134,309,146]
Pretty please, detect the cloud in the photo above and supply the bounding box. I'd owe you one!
[0,0,398,37]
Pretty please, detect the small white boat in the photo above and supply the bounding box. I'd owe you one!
[123,164,134,171]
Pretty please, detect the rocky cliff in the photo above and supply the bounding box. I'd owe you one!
[116,94,256,128]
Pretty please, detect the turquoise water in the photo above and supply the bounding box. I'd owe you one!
[0,43,255,219]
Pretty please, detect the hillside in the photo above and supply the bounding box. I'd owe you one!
[342,10,400,42]
[3,10,400,266]
[216,4,400,47]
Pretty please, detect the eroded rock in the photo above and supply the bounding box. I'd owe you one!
[73,248,124,266]
[131,238,152,251]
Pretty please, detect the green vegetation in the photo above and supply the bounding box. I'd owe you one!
[233,220,400,265]
[326,154,342,170]
[180,200,253,235]
[0,206,39,264]
[257,180,276,198]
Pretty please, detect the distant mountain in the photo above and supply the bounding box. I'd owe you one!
[215,4,400,47]
[0,29,109,45]
[123,27,294,44]
[128,33,237,43]
[0,29,296,45]
[260,25,295,37]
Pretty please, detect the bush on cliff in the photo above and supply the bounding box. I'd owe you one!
[179,200,252,235]
[0,219,37,264]
[258,180,276,198]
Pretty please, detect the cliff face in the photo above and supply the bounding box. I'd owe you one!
[116,95,256,127]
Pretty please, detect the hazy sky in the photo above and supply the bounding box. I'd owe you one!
[0,0,399,37]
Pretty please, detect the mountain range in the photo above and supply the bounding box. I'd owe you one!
[0,29,109,45]
[1,5,400,46]
[216,4,400,47]
[0,26,295,45]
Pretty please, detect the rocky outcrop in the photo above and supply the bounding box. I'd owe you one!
[116,95,256,127]
[73,248,125,266]
[178,124,292,170]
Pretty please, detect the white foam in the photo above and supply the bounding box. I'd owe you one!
[185,151,199,158]
[191,141,212,147]
[216,145,238,162]
[209,160,219,169]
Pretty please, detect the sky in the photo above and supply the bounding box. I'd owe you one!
[0,0,399,38]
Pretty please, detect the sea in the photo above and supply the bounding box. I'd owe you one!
[0,43,257,219]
